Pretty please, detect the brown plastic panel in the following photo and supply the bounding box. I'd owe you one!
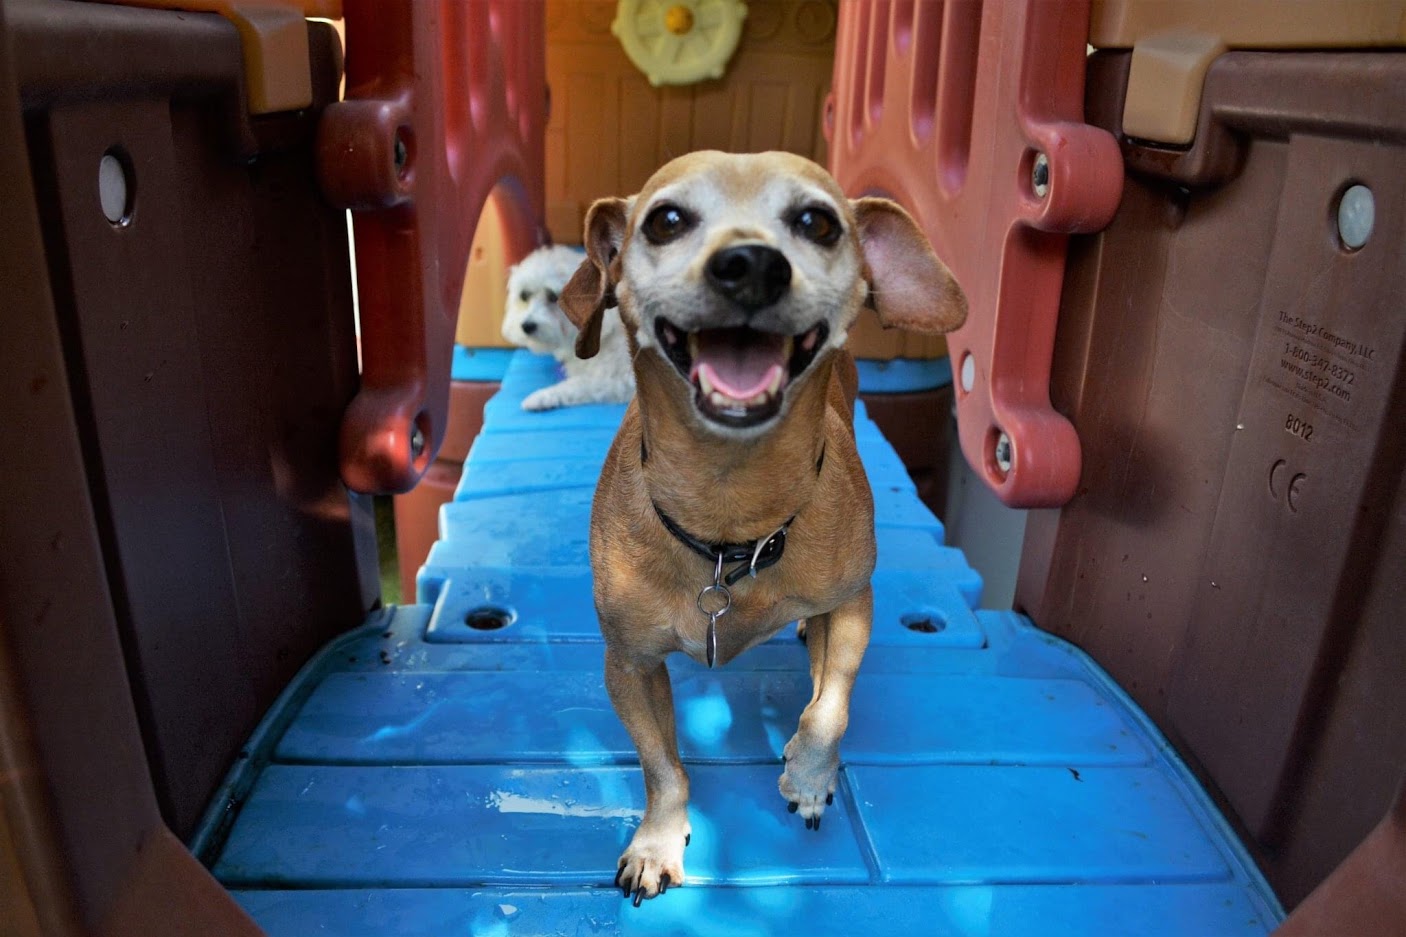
[1275,779,1406,936]
[1090,0,1406,49]
[7,10,376,932]
[103,0,339,113]
[20,8,373,839]
[1018,50,1406,906]
[1,4,279,933]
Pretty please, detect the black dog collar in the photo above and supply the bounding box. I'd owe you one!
[652,502,792,588]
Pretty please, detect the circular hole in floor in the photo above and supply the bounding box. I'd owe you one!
[464,605,515,631]
[901,612,946,634]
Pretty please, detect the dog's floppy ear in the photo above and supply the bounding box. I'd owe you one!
[560,197,629,359]
[853,197,967,334]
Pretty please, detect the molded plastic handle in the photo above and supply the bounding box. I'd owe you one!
[827,0,1122,507]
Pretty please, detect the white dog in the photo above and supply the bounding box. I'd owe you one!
[501,245,635,410]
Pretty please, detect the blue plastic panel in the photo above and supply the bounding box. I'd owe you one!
[421,565,983,649]
[848,764,1230,884]
[466,428,619,464]
[215,764,869,887]
[427,493,967,579]
[450,346,516,383]
[274,671,1148,768]
[234,883,1273,937]
[201,350,1281,935]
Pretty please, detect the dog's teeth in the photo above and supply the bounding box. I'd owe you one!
[709,390,730,409]
[802,328,819,352]
[767,369,784,395]
[698,368,715,396]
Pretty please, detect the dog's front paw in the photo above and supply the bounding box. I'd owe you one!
[521,387,561,411]
[615,817,691,907]
[779,733,839,830]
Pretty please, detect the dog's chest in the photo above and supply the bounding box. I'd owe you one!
[649,552,866,666]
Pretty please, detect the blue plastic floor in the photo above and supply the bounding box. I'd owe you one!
[198,351,1282,935]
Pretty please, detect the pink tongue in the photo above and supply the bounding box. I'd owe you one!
[692,329,787,399]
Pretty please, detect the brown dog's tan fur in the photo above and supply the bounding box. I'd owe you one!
[560,151,966,904]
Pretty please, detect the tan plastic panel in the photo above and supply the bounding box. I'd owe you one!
[1091,0,1406,49]
[545,0,836,240]
[1122,32,1226,144]
[455,193,514,349]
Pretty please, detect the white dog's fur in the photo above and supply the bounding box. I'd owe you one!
[501,245,635,410]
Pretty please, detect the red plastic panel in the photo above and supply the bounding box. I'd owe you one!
[827,0,1122,507]
[319,1,545,493]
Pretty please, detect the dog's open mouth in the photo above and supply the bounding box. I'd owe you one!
[654,320,829,428]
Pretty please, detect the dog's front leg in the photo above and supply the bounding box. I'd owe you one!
[779,585,872,828]
[604,647,691,904]
[522,374,622,411]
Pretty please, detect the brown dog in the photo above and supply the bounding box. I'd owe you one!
[559,150,966,905]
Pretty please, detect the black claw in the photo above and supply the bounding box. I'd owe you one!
[805,816,814,830]
[684,834,691,847]
[826,792,834,806]
[633,885,645,908]
[798,630,808,644]
[660,873,670,894]
[788,801,798,814]
[814,816,822,831]
[614,865,625,889]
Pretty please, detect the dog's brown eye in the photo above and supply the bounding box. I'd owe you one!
[519,289,532,302]
[544,289,558,304]
[792,207,841,246]
[642,204,695,244]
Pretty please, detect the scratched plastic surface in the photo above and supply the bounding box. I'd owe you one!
[203,351,1281,935]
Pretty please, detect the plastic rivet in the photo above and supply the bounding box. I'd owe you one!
[1337,184,1374,250]
[99,152,131,225]
[1031,152,1050,199]
[960,352,975,393]
[410,424,426,459]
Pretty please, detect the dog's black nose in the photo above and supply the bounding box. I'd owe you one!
[521,321,538,335]
[705,244,791,311]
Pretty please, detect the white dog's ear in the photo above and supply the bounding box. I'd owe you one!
[560,197,629,359]
[852,197,967,334]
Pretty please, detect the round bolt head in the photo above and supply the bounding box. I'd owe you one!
[393,129,410,177]
[1337,184,1374,250]
[960,352,975,393]
[1031,152,1050,199]
[994,432,1013,474]
[410,424,426,459]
